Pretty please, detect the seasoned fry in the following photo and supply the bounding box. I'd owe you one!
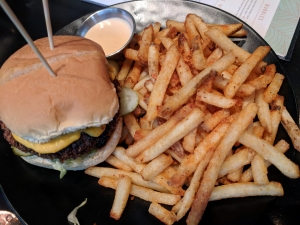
[110,175,131,220]
[176,149,214,221]
[124,61,142,88]
[281,107,300,151]
[105,155,133,172]
[207,23,244,36]
[148,202,177,225]
[191,35,207,70]
[182,128,197,153]
[123,113,140,139]
[185,14,199,44]
[124,48,139,61]
[99,176,181,205]
[218,148,254,178]
[166,20,185,32]
[145,44,180,121]
[263,73,284,103]
[255,88,272,133]
[116,58,133,81]
[201,109,230,132]
[224,46,270,98]
[209,182,283,201]
[247,64,276,90]
[176,56,194,86]
[138,24,154,66]
[141,153,173,180]
[148,42,160,80]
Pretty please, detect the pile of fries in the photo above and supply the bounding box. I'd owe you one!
[85,13,300,225]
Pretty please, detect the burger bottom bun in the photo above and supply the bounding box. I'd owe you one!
[21,117,122,171]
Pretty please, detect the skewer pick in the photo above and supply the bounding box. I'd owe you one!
[42,0,54,50]
[0,0,56,77]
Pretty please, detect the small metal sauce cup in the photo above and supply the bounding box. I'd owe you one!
[77,8,136,59]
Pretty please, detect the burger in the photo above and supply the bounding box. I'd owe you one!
[0,35,122,173]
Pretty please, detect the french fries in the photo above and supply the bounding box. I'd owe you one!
[83,13,300,225]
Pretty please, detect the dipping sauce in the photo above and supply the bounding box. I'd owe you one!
[84,17,132,56]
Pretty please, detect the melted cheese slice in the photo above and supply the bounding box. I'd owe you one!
[12,125,106,154]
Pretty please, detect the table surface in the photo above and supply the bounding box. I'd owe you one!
[0,0,300,224]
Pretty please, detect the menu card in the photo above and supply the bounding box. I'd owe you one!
[83,0,300,60]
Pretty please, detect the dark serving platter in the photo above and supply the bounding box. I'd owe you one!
[0,1,299,225]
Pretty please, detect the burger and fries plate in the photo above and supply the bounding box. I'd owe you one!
[1,1,300,225]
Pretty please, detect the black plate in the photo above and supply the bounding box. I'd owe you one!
[1,1,299,225]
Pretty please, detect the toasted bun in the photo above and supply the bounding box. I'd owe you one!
[21,117,122,171]
[0,36,119,143]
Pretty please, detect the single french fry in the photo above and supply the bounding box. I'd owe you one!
[136,108,205,163]
[224,46,270,98]
[116,58,133,81]
[247,64,276,90]
[176,56,194,86]
[182,128,197,153]
[148,42,160,80]
[165,149,184,163]
[110,175,131,220]
[126,103,195,157]
[145,44,180,121]
[169,113,238,187]
[206,47,223,65]
[190,14,209,41]
[123,113,140,139]
[148,202,177,225]
[153,22,161,36]
[281,107,300,152]
[176,148,214,221]
[124,61,142,89]
[178,32,192,64]
[113,147,146,173]
[201,109,231,132]
[141,154,173,180]
[133,75,150,91]
[209,182,283,201]
[191,35,207,70]
[159,51,236,119]
[158,36,174,50]
[263,73,284,103]
[218,148,254,178]
[263,95,284,144]
[85,167,168,193]
[105,155,133,172]
[138,24,154,66]
[238,131,300,178]
[230,29,247,37]
[166,20,185,32]
[186,103,258,224]
[197,87,237,108]
[207,23,244,36]
[185,14,199,44]
[251,153,269,185]
[255,88,272,133]
[99,176,181,205]
[124,48,139,61]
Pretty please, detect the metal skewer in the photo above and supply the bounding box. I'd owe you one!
[42,0,54,50]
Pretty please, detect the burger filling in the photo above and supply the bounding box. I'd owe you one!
[0,115,119,162]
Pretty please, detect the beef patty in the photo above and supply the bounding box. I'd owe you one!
[0,115,119,162]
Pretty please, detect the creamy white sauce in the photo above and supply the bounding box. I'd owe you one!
[84,17,132,56]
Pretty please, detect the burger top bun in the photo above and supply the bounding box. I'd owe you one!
[0,36,119,143]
